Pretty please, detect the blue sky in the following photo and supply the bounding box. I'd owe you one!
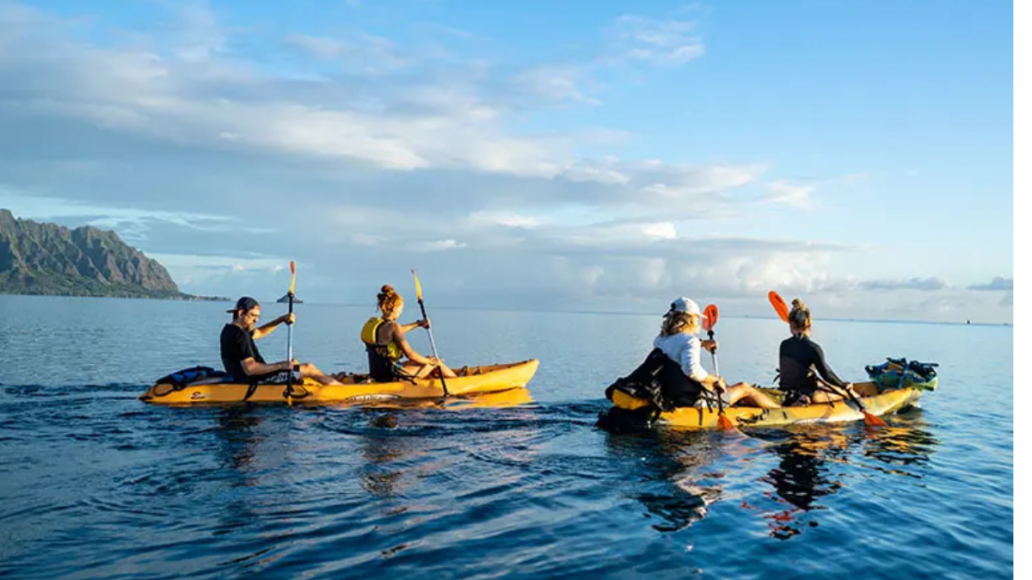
[0,0,1014,323]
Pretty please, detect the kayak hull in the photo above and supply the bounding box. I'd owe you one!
[139,359,539,405]
[608,382,925,429]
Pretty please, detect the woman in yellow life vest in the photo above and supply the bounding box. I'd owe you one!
[360,284,459,382]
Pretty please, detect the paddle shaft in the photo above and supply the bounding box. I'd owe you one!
[814,375,869,412]
[707,329,727,416]
[286,292,295,392]
[416,298,449,396]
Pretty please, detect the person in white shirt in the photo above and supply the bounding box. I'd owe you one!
[654,297,779,409]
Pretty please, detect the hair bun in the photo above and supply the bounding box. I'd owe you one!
[380,284,394,295]
[792,298,806,310]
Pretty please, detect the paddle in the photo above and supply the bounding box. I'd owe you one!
[285,260,296,405]
[411,269,449,397]
[702,304,736,431]
[768,290,886,427]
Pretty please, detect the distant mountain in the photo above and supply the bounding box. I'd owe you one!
[0,208,225,301]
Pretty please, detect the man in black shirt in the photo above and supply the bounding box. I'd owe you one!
[220,296,342,385]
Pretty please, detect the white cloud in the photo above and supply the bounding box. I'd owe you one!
[610,15,705,66]
[765,181,815,208]
[969,276,1013,291]
[414,239,467,252]
[286,34,347,59]
[468,211,541,228]
[512,65,601,105]
[0,2,1011,324]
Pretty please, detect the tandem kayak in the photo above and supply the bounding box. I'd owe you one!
[602,381,928,429]
[139,359,539,405]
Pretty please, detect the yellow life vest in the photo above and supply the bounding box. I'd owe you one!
[360,317,402,360]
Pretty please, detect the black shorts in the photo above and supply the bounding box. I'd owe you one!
[254,370,302,385]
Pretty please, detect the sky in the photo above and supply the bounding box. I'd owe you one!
[0,0,1015,323]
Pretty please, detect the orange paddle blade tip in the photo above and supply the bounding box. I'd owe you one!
[717,414,736,430]
[703,304,719,331]
[768,291,790,323]
[863,412,888,427]
[290,260,295,274]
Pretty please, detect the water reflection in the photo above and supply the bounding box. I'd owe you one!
[753,429,848,539]
[752,409,940,539]
[352,388,536,498]
[600,424,726,533]
[357,412,421,499]
[598,406,940,538]
[212,407,266,478]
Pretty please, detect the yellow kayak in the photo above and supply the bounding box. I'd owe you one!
[607,382,925,429]
[139,359,539,406]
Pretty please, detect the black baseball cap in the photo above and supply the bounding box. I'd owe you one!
[227,296,260,313]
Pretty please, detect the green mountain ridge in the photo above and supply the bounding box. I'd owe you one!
[0,208,224,301]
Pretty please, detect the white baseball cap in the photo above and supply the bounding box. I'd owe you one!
[670,296,707,318]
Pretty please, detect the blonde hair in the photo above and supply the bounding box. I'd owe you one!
[377,285,403,316]
[789,298,811,333]
[660,310,701,337]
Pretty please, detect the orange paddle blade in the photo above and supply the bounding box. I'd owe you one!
[411,269,423,301]
[717,413,735,430]
[703,304,719,331]
[288,261,296,294]
[863,411,888,427]
[768,291,789,323]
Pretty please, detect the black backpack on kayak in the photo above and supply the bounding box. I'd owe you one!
[604,348,705,412]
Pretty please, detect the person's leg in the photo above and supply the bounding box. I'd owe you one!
[404,361,458,379]
[810,390,845,404]
[727,382,781,409]
[436,361,458,379]
[398,361,433,379]
[298,362,343,385]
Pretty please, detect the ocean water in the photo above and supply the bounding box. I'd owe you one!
[0,295,1014,579]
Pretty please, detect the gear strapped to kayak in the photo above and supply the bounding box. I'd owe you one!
[865,357,939,391]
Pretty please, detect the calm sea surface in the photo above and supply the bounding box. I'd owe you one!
[0,295,1013,579]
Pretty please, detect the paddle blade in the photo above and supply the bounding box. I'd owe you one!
[769,291,789,323]
[863,411,888,427]
[703,304,719,331]
[717,413,735,431]
[411,269,423,301]
[288,261,296,295]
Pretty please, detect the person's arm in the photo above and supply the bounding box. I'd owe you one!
[252,313,295,340]
[390,323,437,366]
[681,336,728,393]
[231,329,294,376]
[396,319,429,336]
[680,337,711,383]
[811,341,847,387]
[241,356,295,377]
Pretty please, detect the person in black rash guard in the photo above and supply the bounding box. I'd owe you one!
[220,296,342,386]
[778,298,861,405]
